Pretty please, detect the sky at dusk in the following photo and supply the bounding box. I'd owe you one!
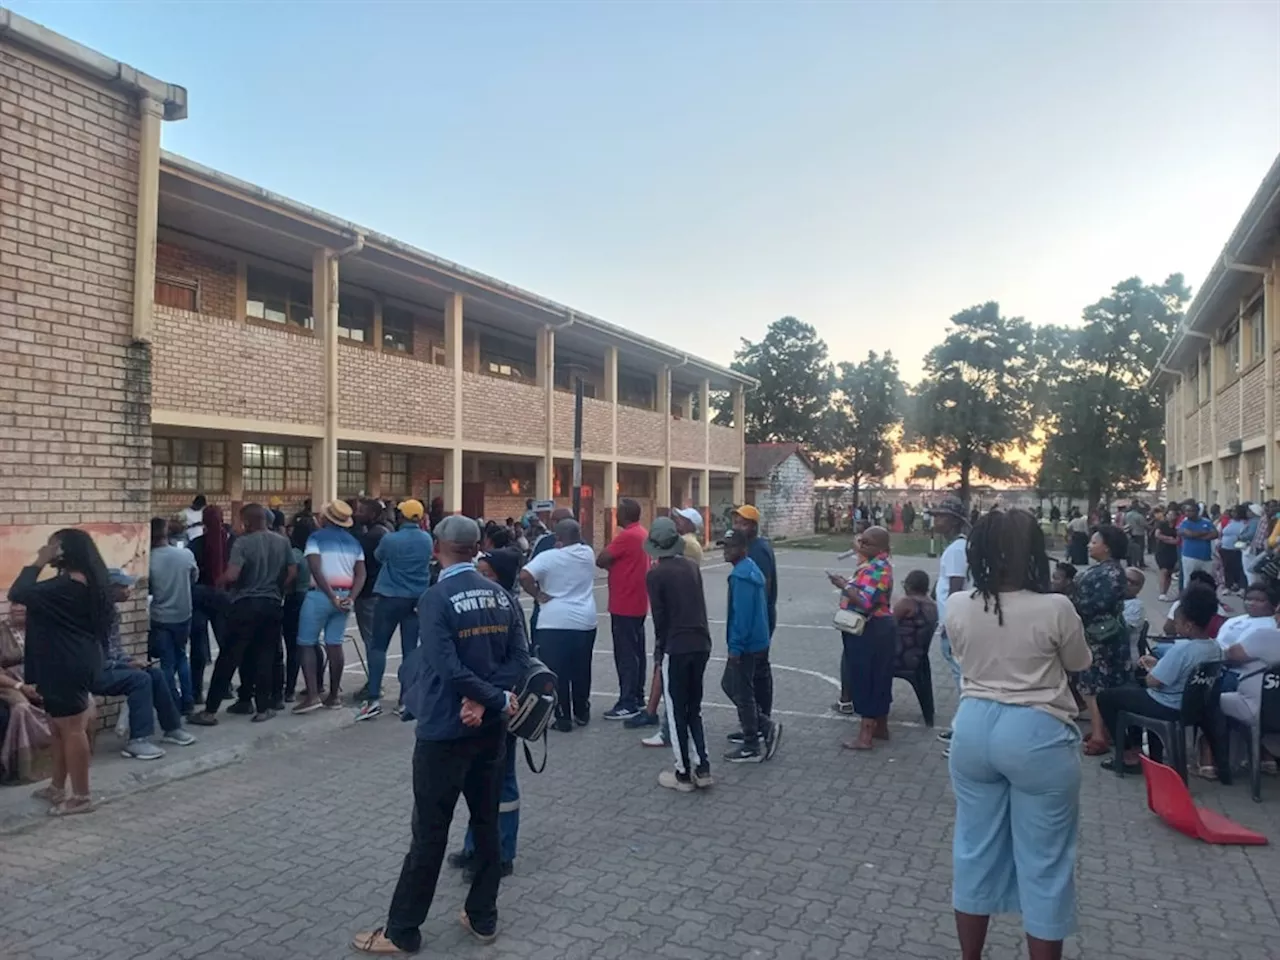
[11,1,1280,384]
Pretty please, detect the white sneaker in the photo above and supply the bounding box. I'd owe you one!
[641,732,669,748]
[657,769,694,792]
[122,739,165,761]
[1157,594,1170,602]
[161,729,196,746]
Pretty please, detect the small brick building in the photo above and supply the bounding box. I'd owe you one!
[744,443,816,541]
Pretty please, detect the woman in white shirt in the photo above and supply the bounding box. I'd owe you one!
[943,509,1092,959]
[519,518,599,732]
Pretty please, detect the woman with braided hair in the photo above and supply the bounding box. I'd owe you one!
[943,508,1092,960]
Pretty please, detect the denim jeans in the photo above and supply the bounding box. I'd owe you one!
[938,627,962,692]
[464,733,520,863]
[149,619,194,712]
[96,665,183,740]
[369,595,420,701]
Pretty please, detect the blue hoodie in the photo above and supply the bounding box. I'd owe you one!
[726,556,770,655]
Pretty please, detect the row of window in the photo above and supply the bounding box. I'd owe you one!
[153,439,409,496]
[1188,297,1266,405]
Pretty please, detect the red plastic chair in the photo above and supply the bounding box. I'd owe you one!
[1140,756,1268,846]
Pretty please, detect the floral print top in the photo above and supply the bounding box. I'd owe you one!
[1073,559,1125,626]
[841,554,894,619]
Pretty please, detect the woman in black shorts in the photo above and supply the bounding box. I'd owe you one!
[1152,505,1180,601]
[9,529,112,816]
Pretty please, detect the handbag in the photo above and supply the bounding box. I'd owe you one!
[1253,551,1280,580]
[833,607,866,635]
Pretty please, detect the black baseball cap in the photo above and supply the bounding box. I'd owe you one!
[722,529,749,548]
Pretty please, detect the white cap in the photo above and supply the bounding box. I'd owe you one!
[674,507,704,531]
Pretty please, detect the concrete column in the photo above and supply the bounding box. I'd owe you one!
[603,460,618,545]
[445,292,464,441]
[444,448,462,514]
[131,96,163,342]
[699,467,711,544]
[604,345,618,456]
[366,449,383,498]
[732,385,746,503]
[314,247,339,502]
[539,326,555,486]
[700,378,711,458]
[657,365,672,509]
[310,437,328,508]
[1265,263,1277,496]
[227,439,244,502]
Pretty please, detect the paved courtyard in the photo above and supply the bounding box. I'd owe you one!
[2,548,1280,959]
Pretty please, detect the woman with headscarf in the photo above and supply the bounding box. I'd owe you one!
[1073,524,1134,755]
[827,525,896,751]
[943,509,1090,959]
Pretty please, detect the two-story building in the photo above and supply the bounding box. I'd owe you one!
[1156,154,1280,508]
[148,154,751,546]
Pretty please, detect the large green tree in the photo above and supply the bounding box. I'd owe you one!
[1037,275,1190,511]
[820,351,903,504]
[714,316,832,445]
[907,302,1039,507]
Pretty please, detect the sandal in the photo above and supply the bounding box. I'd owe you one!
[1192,764,1219,781]
[31,785,65,804]
[1082,738,1110,756]
[351,927,408,955]
[1100,757,1141,774]
[48,795,94,817]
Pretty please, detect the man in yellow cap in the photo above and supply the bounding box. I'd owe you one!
[356,498,434,721]
[727,504,780,759]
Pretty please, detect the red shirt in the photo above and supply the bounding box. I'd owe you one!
[605,522,650,617]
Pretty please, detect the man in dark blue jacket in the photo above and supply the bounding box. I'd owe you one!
[353,515,529,954]
[720,529,781,763]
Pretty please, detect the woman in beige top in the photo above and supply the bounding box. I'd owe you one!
[943,509,1092,960]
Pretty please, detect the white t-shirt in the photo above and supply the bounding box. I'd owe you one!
[184,506,205,541]
[936,536,969,625]
[1216,615,1277,651]
[524,542,598,630]
[1123,597,1145,628]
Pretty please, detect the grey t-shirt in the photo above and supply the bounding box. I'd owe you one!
[149,544,197,623]
[228,530,293,604]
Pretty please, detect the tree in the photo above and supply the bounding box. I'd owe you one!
[907,302,1039,508]
[713,316,832,445]
[909,463,941,491]
[820,351,903,506]
[1037,275,1190,512]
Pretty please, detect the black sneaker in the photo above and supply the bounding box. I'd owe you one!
[227,701,255,716]
[724,744,763,763]
[269,698,286,712]
[552,717,573,733]
[726,730,746,743]
[624,711,659,729]
[447,849,474,870]
[574,705,590,727]
[764,721,783,761]
[603,705,641,721]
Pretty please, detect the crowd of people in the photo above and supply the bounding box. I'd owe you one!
[10,482,1280,958]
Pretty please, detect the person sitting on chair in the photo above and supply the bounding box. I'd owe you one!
[1096,584,1223,774]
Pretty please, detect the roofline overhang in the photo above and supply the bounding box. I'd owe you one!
[1149,152,1280,391]
[0,7,187,119]
[159,151,757,391]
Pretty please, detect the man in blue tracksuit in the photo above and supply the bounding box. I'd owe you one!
[720,529,781,763]
[352,516,530,954]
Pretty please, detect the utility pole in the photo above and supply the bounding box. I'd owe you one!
[572,374,584,520]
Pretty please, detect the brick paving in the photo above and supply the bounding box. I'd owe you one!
[2,549,1280,959]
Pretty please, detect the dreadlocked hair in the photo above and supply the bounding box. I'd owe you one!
[965,508,1050,626]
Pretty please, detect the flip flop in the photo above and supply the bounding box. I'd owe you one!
[31,785,65,804]
[1081,739,1110,756]
[48,796,94,817]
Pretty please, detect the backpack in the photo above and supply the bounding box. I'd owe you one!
[508,657,558,773]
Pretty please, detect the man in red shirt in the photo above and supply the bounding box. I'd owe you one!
[597,498,650,720]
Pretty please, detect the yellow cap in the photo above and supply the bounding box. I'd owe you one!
[398,498,425,521]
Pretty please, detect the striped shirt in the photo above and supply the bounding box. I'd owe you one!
[304,526,364,591]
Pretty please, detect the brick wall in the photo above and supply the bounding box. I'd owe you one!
[156,240,236,320]
[339,342,455,438]
[1186,407,1201,461]
[1243,362,1266,438]
[153,306,324,424]
[553,391,613,455]
[617,405,665,460]
[752,454,815,540]
[709,424,740,468]
[671,418,704,463]
[1217,381,1240,447]
[461,372,545,447]
[0,43,152,684]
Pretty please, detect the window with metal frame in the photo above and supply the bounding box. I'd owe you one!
[381,452,410,496]
[246,267,313,330]
[339,294,374,343]
[337,449,367,495]
[153,438,225,492]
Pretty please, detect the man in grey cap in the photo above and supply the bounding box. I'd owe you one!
[929,496,970,756]
[353,514,529,953]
